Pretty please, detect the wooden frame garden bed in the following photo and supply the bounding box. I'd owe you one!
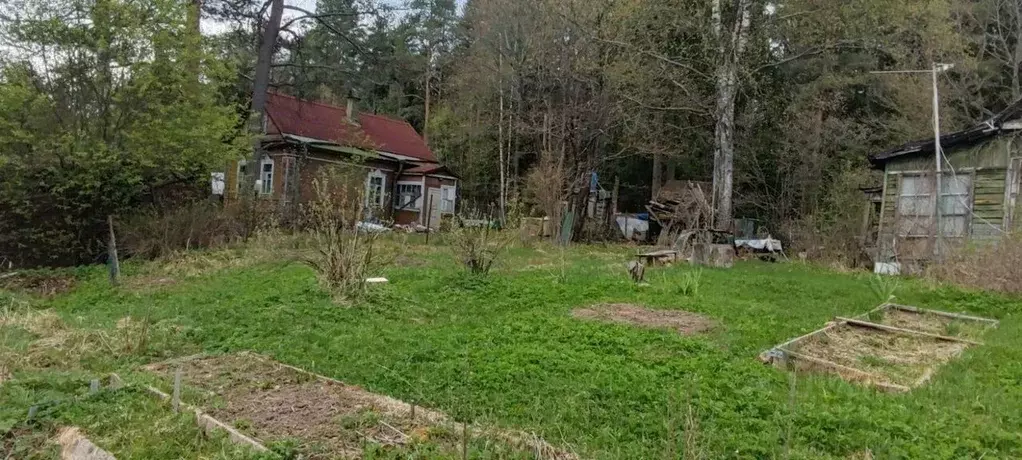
[759,303,998,392]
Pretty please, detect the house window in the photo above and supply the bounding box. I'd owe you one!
[440,185,456,213]
[237,160,248,192]
[940,174,971,238]
[259,158,274,195]
[366,171,385,208]
[397,182,423,210]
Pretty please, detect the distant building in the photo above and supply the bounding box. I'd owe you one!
[225,92,457,228]
[865,99,1022,266]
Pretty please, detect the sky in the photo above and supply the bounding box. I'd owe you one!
[200,0,466,36]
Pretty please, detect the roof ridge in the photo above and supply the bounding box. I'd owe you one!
[267,91,348,114]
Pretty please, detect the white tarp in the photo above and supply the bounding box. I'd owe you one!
[735,238,783,252]
[616,216,648,240]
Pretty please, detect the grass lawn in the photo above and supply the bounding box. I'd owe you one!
[4,237,1022,458]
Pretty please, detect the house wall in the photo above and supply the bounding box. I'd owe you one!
[877,136,1020,262]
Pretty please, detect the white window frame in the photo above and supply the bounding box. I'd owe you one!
[940,173,972,238]
[366,170,386,208]
[897,174,935,238]
[440,184,456,214]
[236,160,248,192]
[396,181,423,211]
[259,157,274,195]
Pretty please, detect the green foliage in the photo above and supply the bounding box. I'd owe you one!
[868,273,900,303]
[5,243,1022,458]
[677,268,702,297]
[0,0,246,267]
[0,373,263,459]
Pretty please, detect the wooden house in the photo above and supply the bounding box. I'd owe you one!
[225,92,457,228]
[866,99,1022,266]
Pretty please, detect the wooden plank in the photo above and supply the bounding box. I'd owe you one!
[759,321,844,361]
[836,317,983,345]
[888,304,999,325]
[778,348,910,393]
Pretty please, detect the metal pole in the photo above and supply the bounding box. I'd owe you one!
[932,63,942,258]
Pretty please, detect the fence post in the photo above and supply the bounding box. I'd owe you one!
[172,367,182,413]
[107,215,120,286]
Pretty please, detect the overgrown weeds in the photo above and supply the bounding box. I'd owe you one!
[300,166,383,302]
[449,221,513,275]
[867,273,899,303]
[927,233,1022,294]
[677,269,702,296]
[119,201,251,260]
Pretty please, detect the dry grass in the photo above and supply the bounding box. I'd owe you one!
[0,303,181,370]
[927,234,1022,294]
[793,324,969,387]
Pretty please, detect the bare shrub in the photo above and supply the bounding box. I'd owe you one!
[524,150,566,236]
[927,234,1022,294]
[450,221,514,274]
[119,201,249,259]
[301,165,382,301]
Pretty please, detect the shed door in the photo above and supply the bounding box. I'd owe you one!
[426,188,442,230]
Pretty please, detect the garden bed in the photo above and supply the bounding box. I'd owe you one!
[761,303,997,391]
[143,353,576,459]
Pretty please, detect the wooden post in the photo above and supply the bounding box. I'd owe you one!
[172,367,182,413]
[461,423,468,460]
[107,215,119,286]
[425,193,432,244]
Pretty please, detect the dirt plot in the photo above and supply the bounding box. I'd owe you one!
[573,303,715,335]
[792,324,968,387]
[144,353,577,459]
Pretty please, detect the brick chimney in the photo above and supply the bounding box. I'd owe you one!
[346,92,359,125]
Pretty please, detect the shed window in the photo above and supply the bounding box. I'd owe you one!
[397,183,423,210]
[897,175,934,237]
[897,173,971,238]
[940,174,971,238]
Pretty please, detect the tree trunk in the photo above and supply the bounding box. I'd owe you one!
[423,46,432,143]
[497,49,506,223]
[651,154,663,200]
[247,0,285,189]
[710,0,751,233]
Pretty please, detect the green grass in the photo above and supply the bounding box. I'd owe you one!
[5,239,1022,458]
[0,372,266,459]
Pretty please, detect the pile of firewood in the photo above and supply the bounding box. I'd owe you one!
[646,180,714,252]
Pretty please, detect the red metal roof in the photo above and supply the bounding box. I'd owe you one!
[264,92,436,162]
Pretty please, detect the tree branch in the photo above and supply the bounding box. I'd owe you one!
[282,5,364,53]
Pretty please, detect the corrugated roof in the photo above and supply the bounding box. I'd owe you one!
[359,113,436,162]
[868,98,1022,167]
[264,92,437,162]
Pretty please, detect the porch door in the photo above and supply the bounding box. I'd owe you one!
[427,188,443,229]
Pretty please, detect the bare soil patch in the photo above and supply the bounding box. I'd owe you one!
[573,303,715,335]
[144,353,576,460]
